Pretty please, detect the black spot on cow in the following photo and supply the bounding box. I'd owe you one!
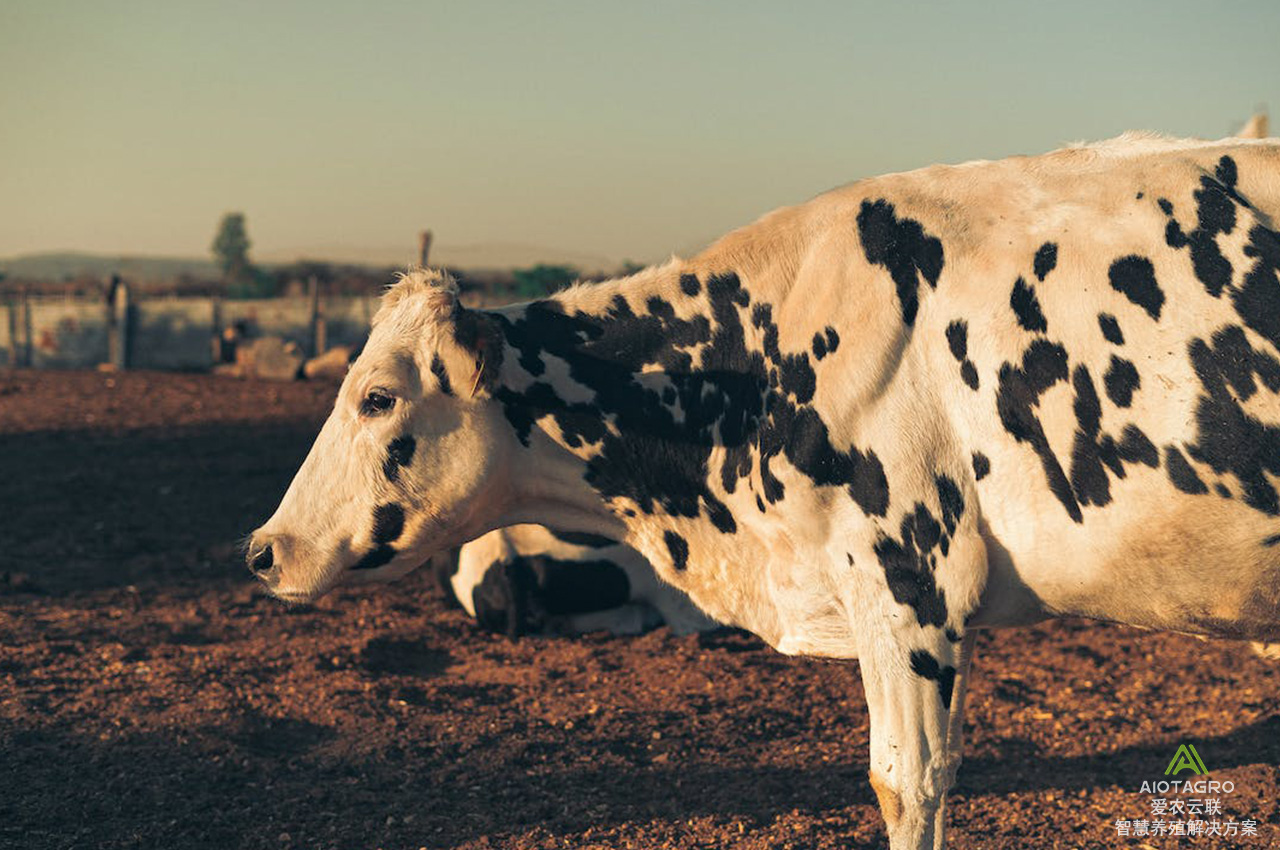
[909,649,956,709]
[430,354,453,396]
[777,352,817,404]
[946,320,980,390]
[1158,197,1173,215]
[1159,155,1245,298]
[1069,366,1109,507]
[354,501,404,571]
[972,452,990,481]
[350,545,396,571]
[1165,445,1209,495]
[856,198,944,325]
[1103,356,1140,408]
[946,321,967,360]
[1116,424,1159,468]
[1135,192,1144,200]
[546,528,619,548]
[1098,313,1125,346]
[372,503,406,544]
[1232,222,1280,354]
[935,475,964,536]
[1263,533,1280,548]
[1033,242,1058,281]
[1216,483,1233,499]
[873,477,963,629]
[809,328,841,362]
[664,530,689,571]
[495,270,891,529]
[680,273,702,296]
[756,494,766,513]
[1185,325,1280,514]
[1010,277,1047,333]
[1068,366,1160,511]
[1109,255,1164,320]
[1215,155,1239,189]
[382,436,417,483]
[996,339,1077,521]
[706,500,738,534]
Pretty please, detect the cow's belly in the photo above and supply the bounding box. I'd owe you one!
[977,469,1280,641]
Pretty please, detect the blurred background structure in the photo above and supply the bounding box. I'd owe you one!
[3,1,1278,282]
[3,1,1279,373]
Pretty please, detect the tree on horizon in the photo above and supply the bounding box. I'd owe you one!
[211,212,252,285]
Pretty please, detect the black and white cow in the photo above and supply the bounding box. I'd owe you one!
[248,134,1280,849]
[442,524,718,637]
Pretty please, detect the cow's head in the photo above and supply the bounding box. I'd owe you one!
[246,269,515,603]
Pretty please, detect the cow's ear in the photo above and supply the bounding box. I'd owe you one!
[453,307,504,397]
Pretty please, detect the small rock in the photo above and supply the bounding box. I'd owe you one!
[303,346,354,380]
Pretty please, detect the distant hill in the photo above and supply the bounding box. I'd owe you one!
[1,241,629,284]
[0,252,220,282]
[259,241,624,274]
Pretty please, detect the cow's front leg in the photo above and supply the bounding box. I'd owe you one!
[860,628,972,849]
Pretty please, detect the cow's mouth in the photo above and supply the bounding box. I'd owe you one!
[268,586,322,605]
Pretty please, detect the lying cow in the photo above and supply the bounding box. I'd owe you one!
[440,524,718,638]
[249,132,1280,849]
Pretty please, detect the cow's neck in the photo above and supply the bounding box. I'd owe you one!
[485,254,806,550]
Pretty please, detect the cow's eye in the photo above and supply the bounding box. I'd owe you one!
[360,389,396,417]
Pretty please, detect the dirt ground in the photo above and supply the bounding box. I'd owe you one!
[1,369,1277,850]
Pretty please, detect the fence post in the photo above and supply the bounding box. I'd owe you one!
[308,275,321,356]
[108,277,131,369]
[19,292,32,368]
[419,229,433,267]
[211,295,224,366]
[3,296,13,368]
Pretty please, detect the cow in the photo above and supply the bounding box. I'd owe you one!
[1233,113,1279,665]
[442,524,718,637]
[247,133,1280,849]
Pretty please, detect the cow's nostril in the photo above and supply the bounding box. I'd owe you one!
[249,545,275,575]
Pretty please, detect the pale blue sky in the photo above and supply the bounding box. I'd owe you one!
[2,1,1278,267]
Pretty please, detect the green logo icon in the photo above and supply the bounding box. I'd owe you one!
[1164,743,1208,776]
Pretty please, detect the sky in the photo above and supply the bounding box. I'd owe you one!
[2,0,1279,268]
